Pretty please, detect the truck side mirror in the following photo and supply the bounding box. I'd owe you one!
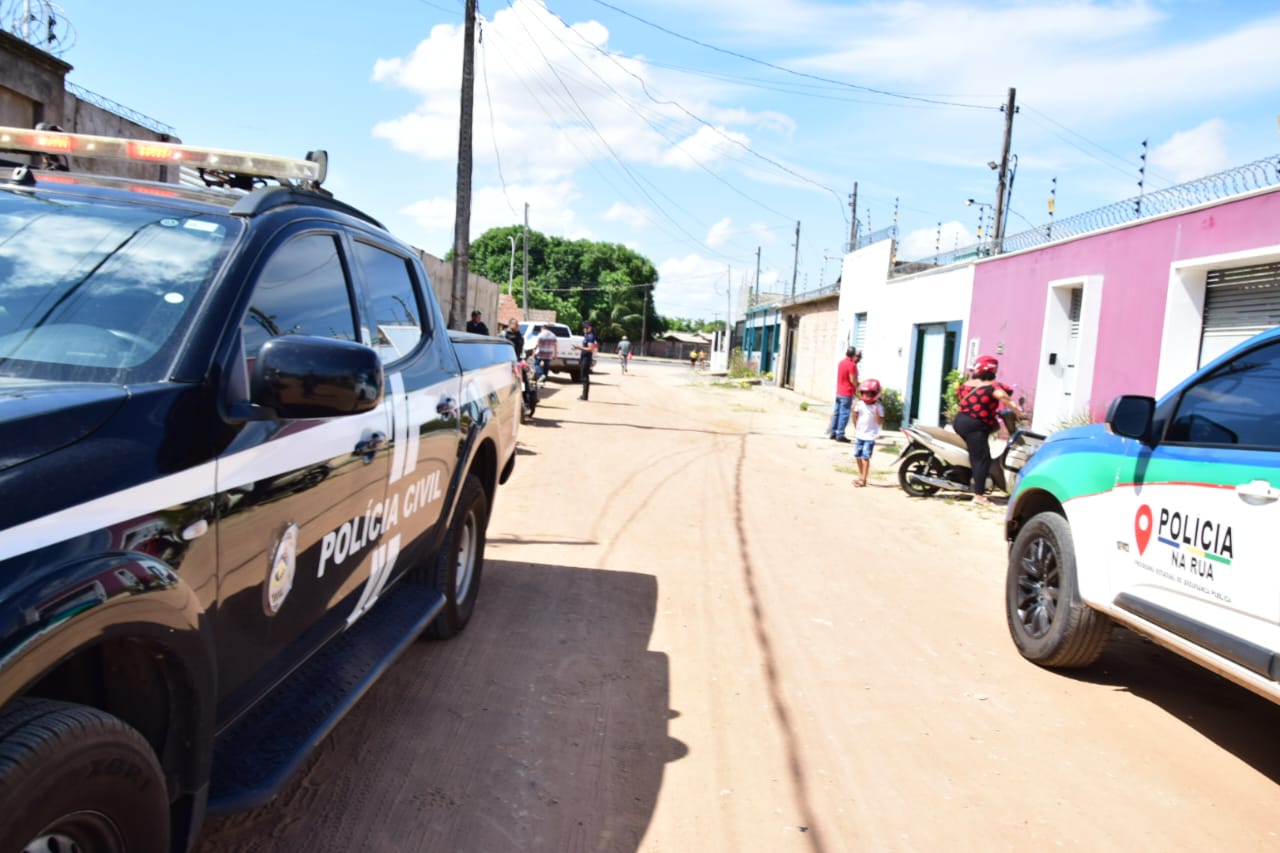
[247,336,384,420]
[1106,395,1155,444]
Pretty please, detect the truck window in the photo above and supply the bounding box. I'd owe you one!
[242,234,358,360]
[351,240,425,364]
[1165,339,1280,449]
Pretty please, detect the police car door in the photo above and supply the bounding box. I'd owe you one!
[1110,338,1280,672]
[213,226,390,720]
[346,234,460,585]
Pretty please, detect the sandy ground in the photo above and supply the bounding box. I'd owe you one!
[196,359,1280,852]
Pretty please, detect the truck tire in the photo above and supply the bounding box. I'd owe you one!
[1006,511,1112,667]
[423,474,489,640]
[566,366,581,383]
[0,698,169,853]
[897,450,943,497]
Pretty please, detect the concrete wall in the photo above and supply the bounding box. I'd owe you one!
[838,240,971,414]
[418,252,500,332]
[969,186,1280,430]
[2,30,177,180]
[788,298,840,400]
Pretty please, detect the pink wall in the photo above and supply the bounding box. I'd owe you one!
[969,189,1280,418]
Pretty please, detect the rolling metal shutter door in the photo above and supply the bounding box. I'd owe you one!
[1200,264,1280,365]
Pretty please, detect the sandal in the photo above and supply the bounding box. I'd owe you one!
[972,495,992,506]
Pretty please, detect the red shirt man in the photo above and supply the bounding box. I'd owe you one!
[836,350,860,397]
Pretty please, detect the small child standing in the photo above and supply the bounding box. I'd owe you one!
[851,379,884,487]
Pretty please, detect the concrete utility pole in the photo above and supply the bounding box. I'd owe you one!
[522,203,530,316]
[991,86,1016,255]
[790,220,800,299]
[449,0,477,329]
[848,182,858,250]
[753,245,761,306]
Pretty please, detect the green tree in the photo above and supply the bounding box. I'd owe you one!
[465,226,662,342]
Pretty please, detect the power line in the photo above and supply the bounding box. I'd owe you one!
[477,29,517,219]
[501,0,731,261]
[1022,104,1176,188]
[587,0,999,111]
[538,3,848,227]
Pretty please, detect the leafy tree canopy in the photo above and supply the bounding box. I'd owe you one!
[457,226,669,341]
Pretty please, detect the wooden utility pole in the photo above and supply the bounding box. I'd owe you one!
[449,0,477,329]
[991,86,1016,254]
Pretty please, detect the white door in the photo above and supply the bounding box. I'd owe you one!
[917,324,945,426]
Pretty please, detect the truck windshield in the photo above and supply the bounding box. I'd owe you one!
[0,188,236,383]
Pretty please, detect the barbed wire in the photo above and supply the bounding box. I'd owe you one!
[900,156,1280,268]
[1,0,74,55]
[64,82,175,137]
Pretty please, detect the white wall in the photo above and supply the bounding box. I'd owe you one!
[839,243,973,399]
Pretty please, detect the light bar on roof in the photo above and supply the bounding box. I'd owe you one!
[0,126,324,185]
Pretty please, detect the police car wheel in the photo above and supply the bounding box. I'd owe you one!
[1006,512,1111,668]
[422,474,488,641]
[0,699,168,853]
[897,451,943,497]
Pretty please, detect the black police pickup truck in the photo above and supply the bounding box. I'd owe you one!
[0,126,519,851]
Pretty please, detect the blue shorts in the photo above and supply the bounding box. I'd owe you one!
[854,438,876,459]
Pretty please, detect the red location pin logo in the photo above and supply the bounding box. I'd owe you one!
[1134,505,1153,555]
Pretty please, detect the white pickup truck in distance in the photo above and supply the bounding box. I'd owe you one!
[520,321,587,381]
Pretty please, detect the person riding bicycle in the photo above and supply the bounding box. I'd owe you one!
[953,355,1023,506]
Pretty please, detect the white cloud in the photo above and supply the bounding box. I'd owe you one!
[370,0,785,183]
[897,220,974,261]
[706,218,776,249]
[603,201,651,227]
[658,125,753,169]
[401,180,588,244]
[1150,119,1230,182]
[655,253,737,319]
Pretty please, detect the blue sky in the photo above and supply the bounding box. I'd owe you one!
[31,0,1280,321]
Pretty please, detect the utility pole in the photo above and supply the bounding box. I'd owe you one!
[507,234,516,296]
[754,245,761,307]
[848,182,858,251]
[522,202,530,317]
[790,220,800,299]
[449,0,477,329]
[991,86,1016,255]
[640,288,648,356]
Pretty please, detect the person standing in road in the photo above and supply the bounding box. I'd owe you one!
[573,322,599,400]
[953,355,1024,506]
[534,324,557,385]
[617,335,632,374]
[466,310,489,336]
[827,347,860,443]
[503,318,524,360]
[851,378,884,487]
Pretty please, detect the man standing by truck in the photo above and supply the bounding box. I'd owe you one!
[574,321,599,400]
[534,324,558,385]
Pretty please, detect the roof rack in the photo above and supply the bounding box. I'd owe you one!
[0,125,326,190]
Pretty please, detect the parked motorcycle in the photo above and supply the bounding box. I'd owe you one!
[517,358,538,422]
[895,410,1044,498]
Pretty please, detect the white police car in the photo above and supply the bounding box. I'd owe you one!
[1004,326,1280,704]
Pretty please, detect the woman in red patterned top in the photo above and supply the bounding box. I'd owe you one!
[952,354,1023,505]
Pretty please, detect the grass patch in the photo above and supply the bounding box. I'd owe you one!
[834,464,856,475]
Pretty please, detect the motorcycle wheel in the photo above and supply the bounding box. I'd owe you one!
[897,450,945,497]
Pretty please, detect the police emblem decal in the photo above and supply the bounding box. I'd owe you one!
[265,523,299,615]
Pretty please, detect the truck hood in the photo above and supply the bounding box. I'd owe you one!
[0,380,129,473]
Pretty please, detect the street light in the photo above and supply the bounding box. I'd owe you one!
[965,198,993,253]
[507,235,517,297]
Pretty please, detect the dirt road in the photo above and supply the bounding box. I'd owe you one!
[197,360,1280,852]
